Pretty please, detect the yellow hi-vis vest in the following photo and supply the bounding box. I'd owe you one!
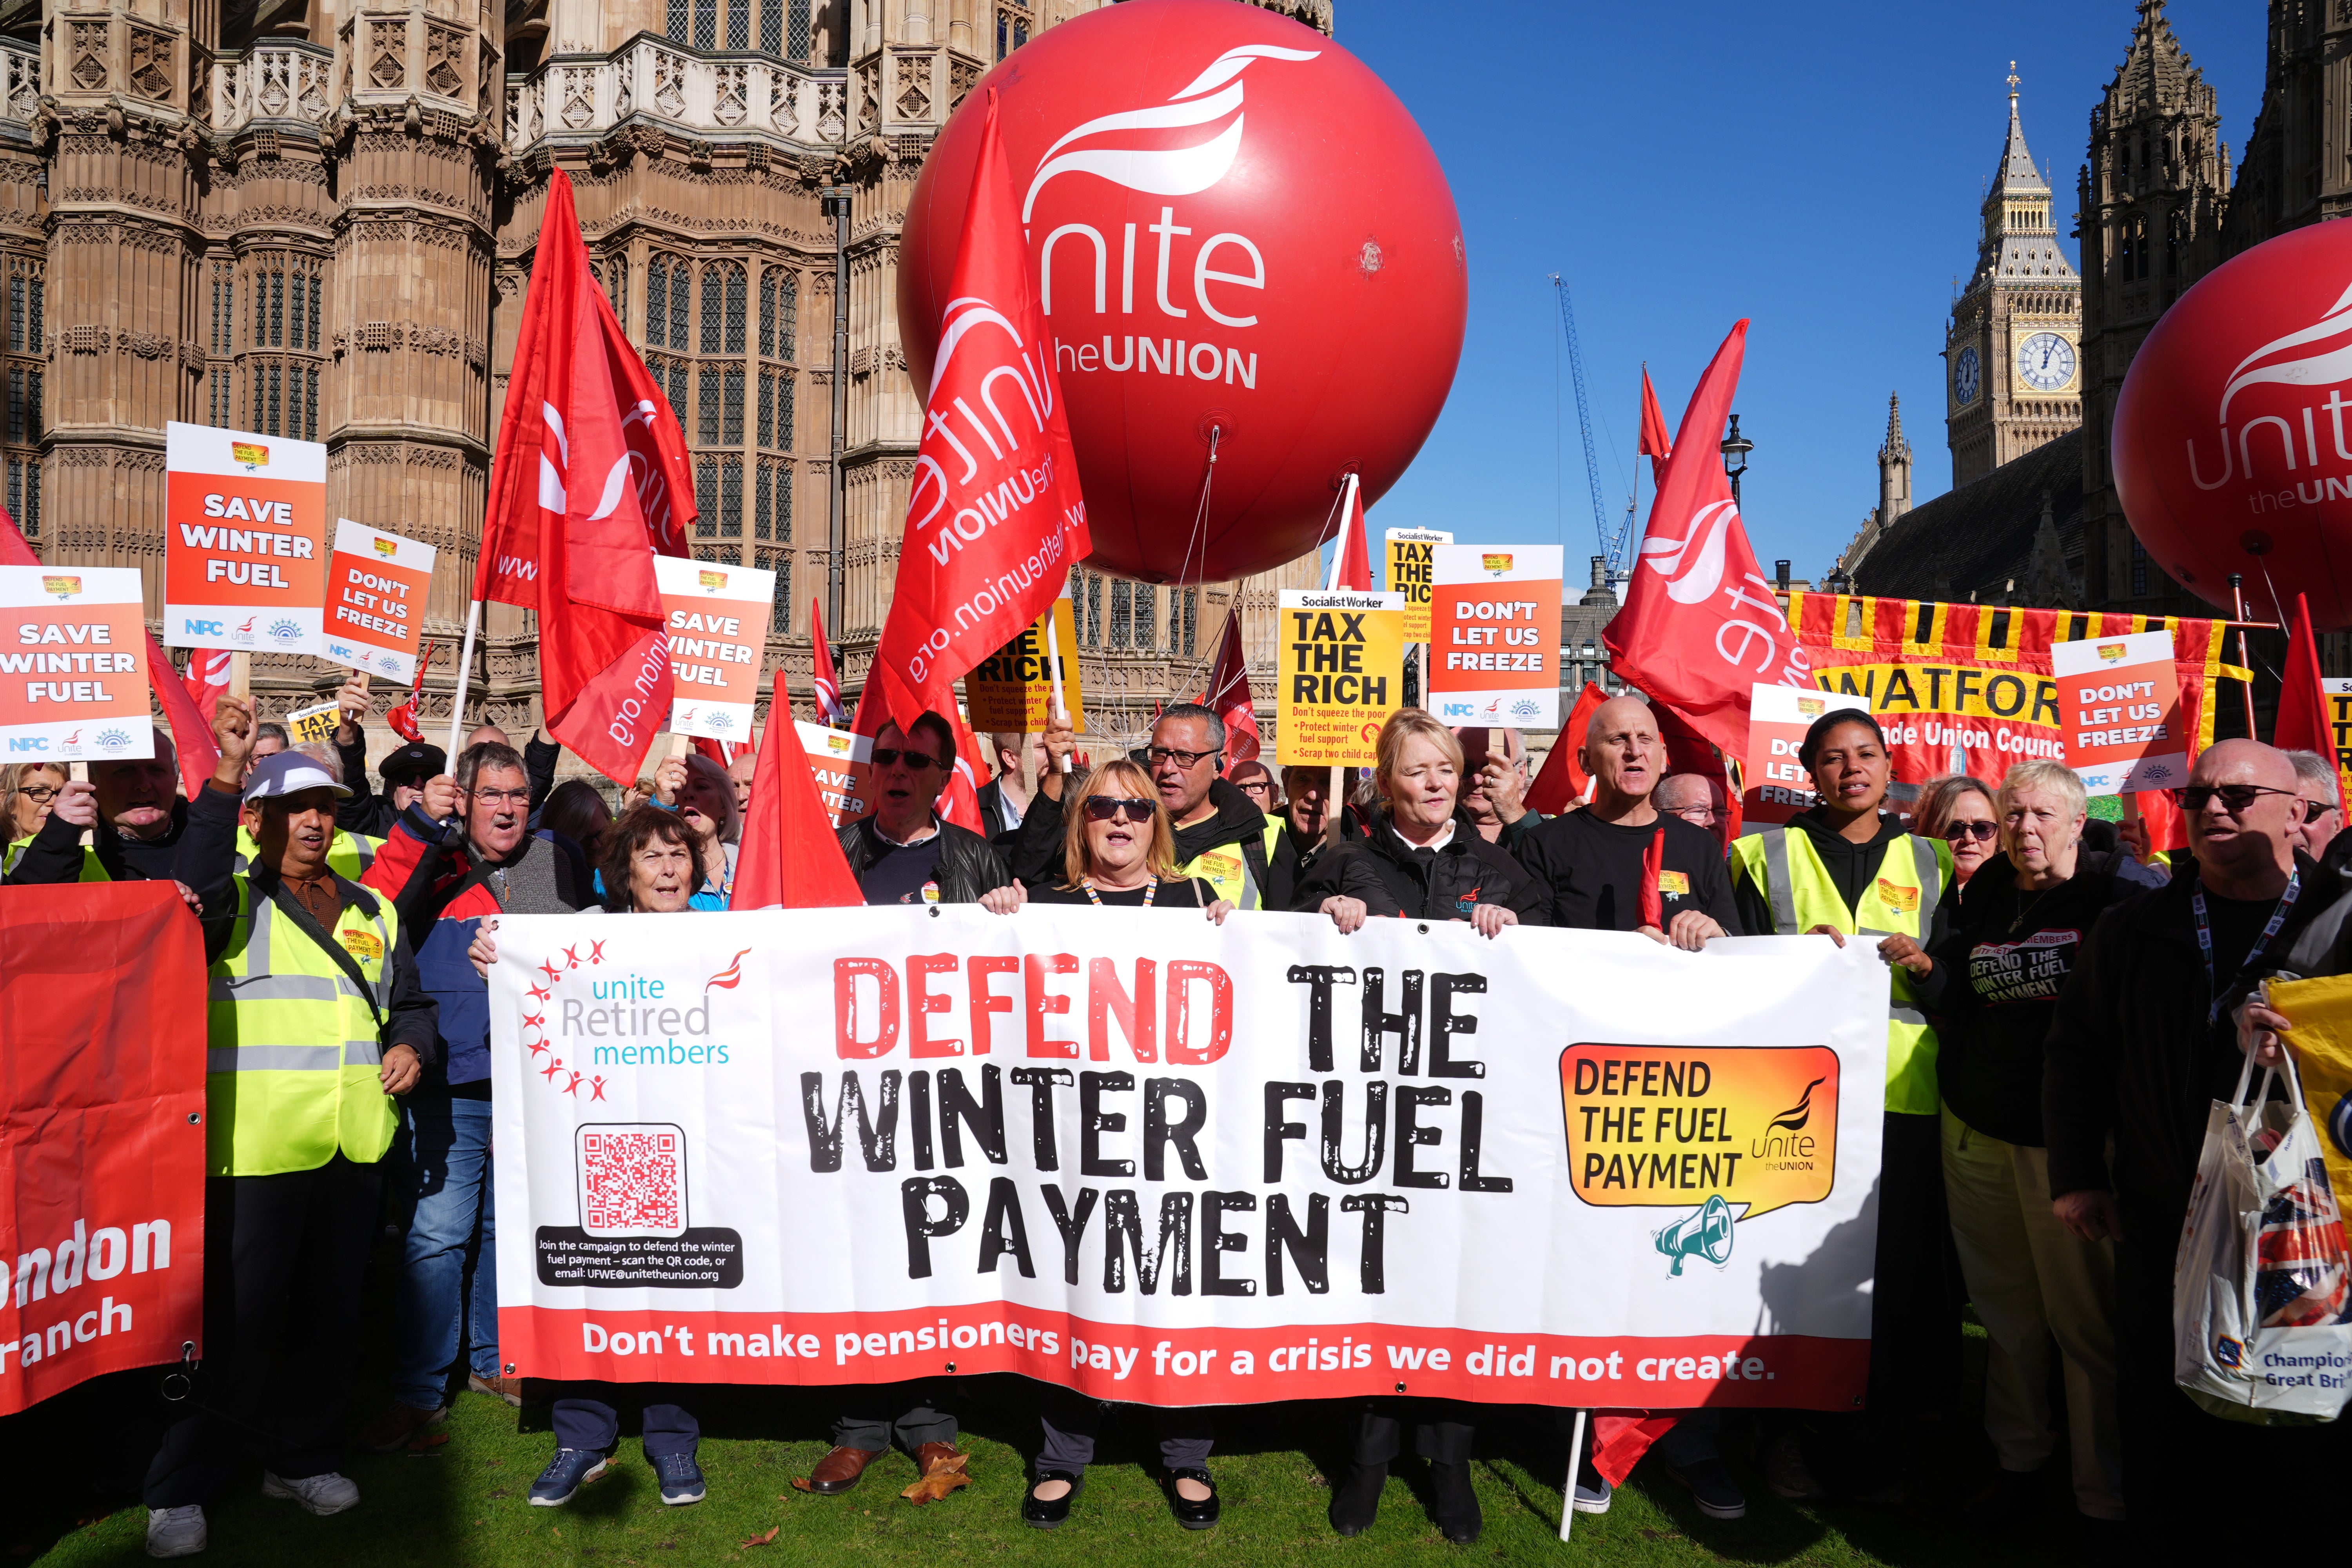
[205,875,402,1177]
[234,825,383,882]
[1730,828,1953,1117]
[1175,818,1283,911]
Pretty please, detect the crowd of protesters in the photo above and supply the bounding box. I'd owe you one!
[6,679,2350,1559]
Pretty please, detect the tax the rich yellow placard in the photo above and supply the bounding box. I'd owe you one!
[964,597,1083,733]
[1384,528,1452,643]
[1560,1042,1841,1221]
[1275,589,1404,768]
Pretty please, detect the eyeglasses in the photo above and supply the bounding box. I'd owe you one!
[14,784,58,803]
[871,748,943,771]
[1942,820,1998,843]
[2169,783,2303,815]
[1082,796,1156,825]
[1666,803,1718,823]
[1236,779,1271,795]
[1147,746,1221,769]
[467,788,531,806]
[2305,798,2343,822]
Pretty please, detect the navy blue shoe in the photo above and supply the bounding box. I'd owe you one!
[653,1450,706,1506]
[530,1448,609,1507]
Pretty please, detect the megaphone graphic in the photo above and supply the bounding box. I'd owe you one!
[1655,1194,1735,1277]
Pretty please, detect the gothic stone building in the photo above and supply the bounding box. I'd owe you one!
[13,0,1330,769]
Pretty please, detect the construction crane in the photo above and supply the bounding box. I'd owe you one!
[1550,274,1636,577]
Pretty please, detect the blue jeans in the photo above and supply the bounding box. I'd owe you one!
[392,1096,498,1411]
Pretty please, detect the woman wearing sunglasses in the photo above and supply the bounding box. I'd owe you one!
[978,759,1226,1532]
[1915,775,2000,884]
[1920,761,2158,1530]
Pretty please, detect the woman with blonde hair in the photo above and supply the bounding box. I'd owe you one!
[2,760,65,875]
[980,757,1227,1531]
[1919,758,2160,1530]
[1913,773,2001,884]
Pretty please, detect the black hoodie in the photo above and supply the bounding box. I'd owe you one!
[1732,807,1953,1002]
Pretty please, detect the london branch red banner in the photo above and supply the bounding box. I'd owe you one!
[0,884,206,1414]
[869,90,1090,735]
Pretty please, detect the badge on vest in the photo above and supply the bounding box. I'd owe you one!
[339,928,384,962]
[1658,870,1691,898]
[1195,849,1241,883]
[921,880,940,905]
[1875,878,1920,915]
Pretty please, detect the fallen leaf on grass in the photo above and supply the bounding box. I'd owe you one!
[740,1528,780,1547]
[901,1450,971,1504]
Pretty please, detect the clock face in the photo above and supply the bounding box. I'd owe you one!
[1954,347,1980,406]
[2017,331,2077,392]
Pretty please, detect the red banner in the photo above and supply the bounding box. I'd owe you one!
[0,884,207,1414]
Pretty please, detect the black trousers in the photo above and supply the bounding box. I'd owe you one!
[1037,1387,1212,1474]
[1353,1398,1474,1466]
[832,1382,956,1452]
[144,1156,383,1508]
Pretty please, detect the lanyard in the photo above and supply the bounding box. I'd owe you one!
[1082,876,1155,907]
[2192,871,2300,1023]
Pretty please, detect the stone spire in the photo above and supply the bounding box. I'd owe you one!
[1968,66,2078,292]
[1878,394,1913,526]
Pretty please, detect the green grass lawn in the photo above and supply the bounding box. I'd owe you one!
[4,1249,2107,1568]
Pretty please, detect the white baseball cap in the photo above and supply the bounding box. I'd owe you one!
[242,751,353,804]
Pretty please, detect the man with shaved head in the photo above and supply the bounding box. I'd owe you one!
[1512,695,1740,947]
[2045,739,2348,1539]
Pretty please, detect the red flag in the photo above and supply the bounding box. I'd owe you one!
[183,648,232,724]
[2277,592,2345,817]
[939,709,989,836]
[691,737,739,767]
[1590,1412,1679,1487]
[1637,823,1666,929]
[1527,682,1607,814]
[481,169,674,786]
[385,641,433,742]
[1638,367,1673,483]
[1332,479,1373,592]
[2128,787,2189,857]
[1205,609,1261,775]
[1604,322,1806,763]
[731,671,863,910]
[0,508,219,797]
[868,89,1089,736]
[810,597,850,727]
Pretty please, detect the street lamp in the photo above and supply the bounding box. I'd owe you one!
[1720,413,1752,508]
[1826,568,1853,596]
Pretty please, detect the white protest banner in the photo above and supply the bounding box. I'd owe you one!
[492,910,1886,1410]
[0,567,154,762]
[322,520,436,682]
[2051,628,2188,797]
[655,555,775,744]
[1427,545,1564,729]
[163,422,328,657]
[797,721,874,826]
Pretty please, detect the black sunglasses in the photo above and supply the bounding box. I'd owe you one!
[1083,796,1156,825]
[1942,820,1998,843]
[2169,783,2302,814]
[871,748,943,771]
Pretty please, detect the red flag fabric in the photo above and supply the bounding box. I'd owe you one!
[868,88,1089,736]
[1332,479,1373,592]
[1651,697,1739,840]
[691,737,739,768]
[183,648,232,724]
[1604,322,1806,763]
[1637,822,1666,929]
[2129,787,2189,857]
[1527,682,1607,815]
[1206,608,1261,774]
[939,709,989,837]
[0,508,219,797]
[483,169,675,785]
[731,672,864,910]
[810,597,850,728]
[384,640,433,742]
[1590,1412,1679,1487]
[2277,592,2345,817]
[1638,367,1673,483]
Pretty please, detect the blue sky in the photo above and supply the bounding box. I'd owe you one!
[1341,0,2264,582]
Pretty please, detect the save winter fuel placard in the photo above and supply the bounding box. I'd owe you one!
[0,567,153,761]
[797,722,874,826]
[655,555,775,744]
[322,520,436,683]
[491,909,1889,1409]
[163,422,327,658]
[1427,545,1563,729]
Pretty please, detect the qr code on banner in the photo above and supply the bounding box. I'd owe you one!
[575,1123,690,1238]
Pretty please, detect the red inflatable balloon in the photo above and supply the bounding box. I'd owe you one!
[899,0,1466,586]
[2114,220,2352,628]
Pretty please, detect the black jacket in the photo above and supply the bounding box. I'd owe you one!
[1929,846,2164,1147]
[1264,803,1372,912]
[837,817,1011,905]
[5,793,200,886]
[332,729,398,840]
[1290,811,1547,925]
[1012,777,1276,903]
[2043,854,2345,1231]
[975,779,1033,864]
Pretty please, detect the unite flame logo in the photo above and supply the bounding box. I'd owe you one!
[1638,499,1740,604]
[2189,277,2352,492]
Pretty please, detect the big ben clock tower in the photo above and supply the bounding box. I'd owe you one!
[1945,68,2083,487]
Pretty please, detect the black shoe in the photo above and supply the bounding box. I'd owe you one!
[1022,1470,1083,1530]
[1965,1467,2042,1528]
[1329,1462,1386,1536]
[1659,1456,1747,1521]
[1166,1466,1219,1530]
[1429,1459,1482,1545]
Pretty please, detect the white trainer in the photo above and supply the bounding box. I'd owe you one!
[145,1505,208,1558]
[261,1470,361,1515]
